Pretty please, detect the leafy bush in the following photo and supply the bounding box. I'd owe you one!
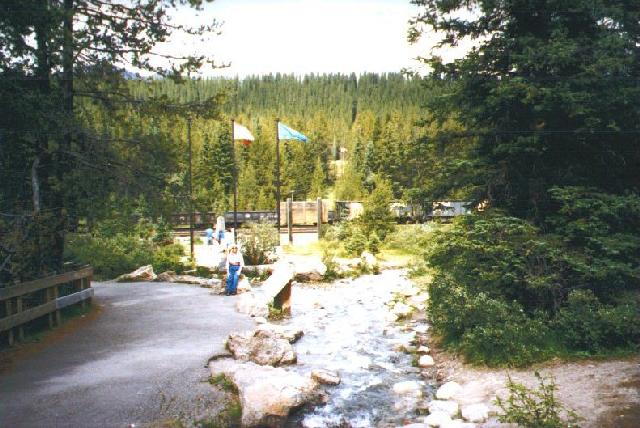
[496,372,581,428]
[556,290,640,353]
[425,189,640,364]
[152,243,186,274]
[429,276,551,366]
[344,227,367,255]
[321,243,341,281]
[65,218,185,279]
[238,222,278,265]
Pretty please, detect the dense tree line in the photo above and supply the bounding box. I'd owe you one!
[412,0,640,364]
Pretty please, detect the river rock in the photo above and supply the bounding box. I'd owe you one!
[414,324,429,334]
[410,293,429,304]
[424,410,452,427]
[237,276,252,293]
[255,323,304,343]
[155,271,223,289]
[441,420,477,428]
[311,369,341,385]
[392,380,423,397]
[156,270,177,282]
[417,345,431,354]
[397,424,428,428]
[436,381,463,400]
[461,404,489,423]
[419,355,435,367]
[226,329,297,366]
[391,302,413,319]
[209,359,324,428]
[236,292,269,318]
[117,265,156,282]
[428,400,459,418]
[293,259,327,282]
[361,251,377,267]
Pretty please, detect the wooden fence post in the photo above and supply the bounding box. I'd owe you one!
[53,285,61,326]
[317,198,322,239]
[16,297,24,341]
[5,300,13,346]
[47,288,54,328]
[287,197,293,244]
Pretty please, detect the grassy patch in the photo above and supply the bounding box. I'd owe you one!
[209,374,238,393]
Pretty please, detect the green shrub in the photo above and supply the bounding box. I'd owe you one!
[238,222,278,265]
[321,244,341,281]
[152,243,185,274]
[425,189,640,365]
[496,372,581,428]
[65,218,187,280]
[344,228,367,256]
[429,276,551,366]
[556,290,640,353]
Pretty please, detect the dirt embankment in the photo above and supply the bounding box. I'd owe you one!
[431,346,640,428]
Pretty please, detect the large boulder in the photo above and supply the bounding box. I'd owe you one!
[226,329,297,366]
[255,323,304,344]
[235,292,269,318]
[209,359,325,428]
[293,259,327,282]
[116,265,156,282]
[237,276,252,293]
[436,381,463,400]
[155,271,223,291]
[461,404,489,423]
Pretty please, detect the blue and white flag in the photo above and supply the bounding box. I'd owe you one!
[278,122,308,142]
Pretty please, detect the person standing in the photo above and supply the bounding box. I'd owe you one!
[215,215,225,244]
[204,224,214,245]
[225,243,244,296]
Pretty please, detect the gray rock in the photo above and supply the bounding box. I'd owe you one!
[436,381,463,400]
[311,369,341,385]
[226,329,297,366]
[424,410,452,427]
[419,355,435,367]
[209,359,324,428]
[428,400,460,418]
[393,380,423,397]
[117,265,156,282]
[461,404,489,423]
[256,323,304,344]
[236,292,268,318]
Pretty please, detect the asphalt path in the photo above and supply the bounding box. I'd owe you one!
[0,281,255,428]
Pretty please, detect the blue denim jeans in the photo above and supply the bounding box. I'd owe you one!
[226,264,240,294]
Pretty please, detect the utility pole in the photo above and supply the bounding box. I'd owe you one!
[231,118,238,243]
[275,118,281,235]
[188,116,194,260]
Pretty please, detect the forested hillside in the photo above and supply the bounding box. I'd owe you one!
[77,72,449,220]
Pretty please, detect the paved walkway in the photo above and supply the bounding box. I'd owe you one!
[0,281,255,428]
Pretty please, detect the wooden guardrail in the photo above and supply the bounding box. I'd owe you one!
[0,266,94,346]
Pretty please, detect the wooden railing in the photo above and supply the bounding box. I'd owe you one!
[0,266,94,345]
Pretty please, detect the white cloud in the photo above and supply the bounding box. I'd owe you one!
[151,0,472,77]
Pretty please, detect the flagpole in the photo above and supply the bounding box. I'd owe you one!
[231,118,238,244]
[275,118,281,236]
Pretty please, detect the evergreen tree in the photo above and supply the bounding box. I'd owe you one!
[411,0,640,220]
[310,157,326,199]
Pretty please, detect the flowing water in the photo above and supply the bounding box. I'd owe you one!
[278,269,431,428]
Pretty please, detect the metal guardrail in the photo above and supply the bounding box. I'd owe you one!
[0,266,94,345]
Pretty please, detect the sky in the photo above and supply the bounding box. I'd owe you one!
[156,0,463,77]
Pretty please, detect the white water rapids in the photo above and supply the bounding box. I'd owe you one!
[277,269,432,428]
